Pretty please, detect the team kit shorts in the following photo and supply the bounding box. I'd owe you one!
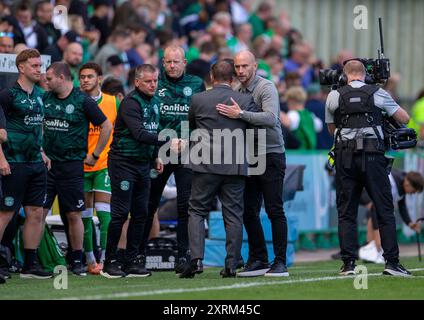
[84,168,111,194]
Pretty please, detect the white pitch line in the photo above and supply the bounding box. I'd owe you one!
[62,268,424,300]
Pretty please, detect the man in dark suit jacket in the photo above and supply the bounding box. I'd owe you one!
[180,60,275,278]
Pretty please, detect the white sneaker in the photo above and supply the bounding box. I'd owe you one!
[359,240,379,263]
[375,250,385,264]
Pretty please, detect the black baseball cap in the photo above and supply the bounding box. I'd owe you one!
[64,30,80,43]
[93,0,112,7]
[107,55,123,67]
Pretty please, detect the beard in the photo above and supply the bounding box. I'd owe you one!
[68,61,81,68]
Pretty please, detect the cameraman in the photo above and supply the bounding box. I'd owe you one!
[325,60,411,277]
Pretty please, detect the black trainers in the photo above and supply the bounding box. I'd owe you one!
[179,259,203,278]
[339,261,356,276]
[383,261,412,277]
[237,260,270,277]
[0,253,10,279]
[264,260,289,277]
[100,260,126,279]
[175,257,188,274]
[221,268,237,278]
[71,261,87,276]
[0,267,11,279]
[9,258,23,273]
[0,274,5,284]
[123,257,152,278]
[20,264,53,279]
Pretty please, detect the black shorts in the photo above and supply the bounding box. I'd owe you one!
[0,162,47,211]
[44,160,86,213]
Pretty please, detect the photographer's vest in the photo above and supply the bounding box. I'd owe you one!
[334,85,385,169]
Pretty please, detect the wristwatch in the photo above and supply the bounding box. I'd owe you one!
[92,152,100,160]
[239,110,244,118]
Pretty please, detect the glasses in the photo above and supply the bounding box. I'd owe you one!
[0,32,13,38]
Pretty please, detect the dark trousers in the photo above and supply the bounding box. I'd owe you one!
[105,158,151,262]
[335,151,399,263]
[188,172,245,269]
[244,152,287,264]
[141,164,192,259]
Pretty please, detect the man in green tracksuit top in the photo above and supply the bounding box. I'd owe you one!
[43,62,112,276]
[101,64,180,279]
[141,45,205,274]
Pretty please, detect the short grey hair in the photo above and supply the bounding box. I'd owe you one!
[135,64,158,79]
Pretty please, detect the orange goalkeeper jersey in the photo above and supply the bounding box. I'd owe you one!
[84,93,119,172]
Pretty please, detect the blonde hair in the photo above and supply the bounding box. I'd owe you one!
[285,86,307,104]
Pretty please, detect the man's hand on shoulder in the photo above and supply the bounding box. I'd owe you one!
[216,97,242,119]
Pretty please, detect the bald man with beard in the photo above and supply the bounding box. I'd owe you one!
[62,42,83,87]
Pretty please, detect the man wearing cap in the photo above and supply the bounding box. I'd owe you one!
[104,55,127,88]
[43,30,80,63]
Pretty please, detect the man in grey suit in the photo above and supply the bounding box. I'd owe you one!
[180,60,276,278]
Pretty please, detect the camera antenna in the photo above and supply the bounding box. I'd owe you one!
[379,17,385,58]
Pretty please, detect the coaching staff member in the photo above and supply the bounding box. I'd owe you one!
[101,64,179,279]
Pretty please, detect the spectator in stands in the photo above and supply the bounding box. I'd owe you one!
[112,0,148,30]
[383,73,401,103]
[104,55,127,89]
[101,77,125,102]
[248,1,273,40]
[257,48,284,84]
[35,0,60,46]
[0,0,11,17]
[280,86,322,150]
[0,16,14,33]
[126,23,147,68]
[229,0,250,25]
[62,42,83,87]
[43,30,81,63]
[13,2,48,52]
[305,83,333,150]
[94,28,131,74]
[227,23,252,54]
[13,42,27,54]
[0,31,13,53]
[251,35,270,59]
[89,0,113,49]
[284,42,314,89]
[330,49,354,72]
[211,11,233,40]
[135,43,158,66]
[186,42,216,88]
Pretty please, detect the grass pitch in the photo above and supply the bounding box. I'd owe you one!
[1,257,424,300]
